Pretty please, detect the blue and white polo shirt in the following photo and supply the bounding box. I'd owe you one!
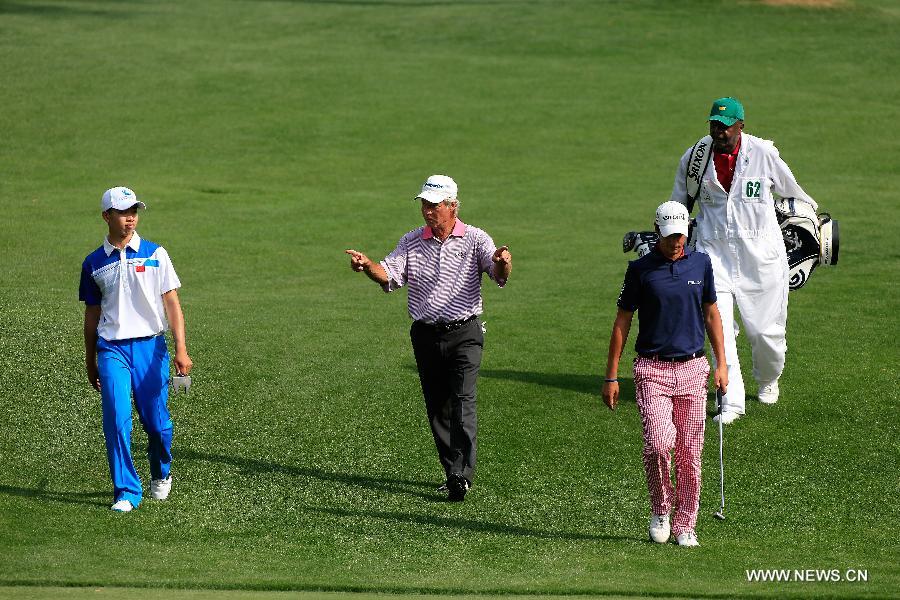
[79,232,181,341]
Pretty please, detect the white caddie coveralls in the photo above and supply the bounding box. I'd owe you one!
[669,132,817,414]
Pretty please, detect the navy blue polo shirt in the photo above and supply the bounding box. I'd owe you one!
[617,248,716,357]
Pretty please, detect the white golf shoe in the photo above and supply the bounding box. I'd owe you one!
[110,499,133,512]
[675,531,700,547]
[758,380,780,405]
[649,513,670,544]
[713,410,741,425]
[150,476,172,500]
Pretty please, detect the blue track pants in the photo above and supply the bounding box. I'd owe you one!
[97,335,173,507]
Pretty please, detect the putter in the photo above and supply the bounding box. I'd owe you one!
[714,388,726,520]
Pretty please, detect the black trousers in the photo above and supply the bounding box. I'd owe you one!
[410,318,483,484]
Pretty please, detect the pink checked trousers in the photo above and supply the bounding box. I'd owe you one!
[633,356,709,536]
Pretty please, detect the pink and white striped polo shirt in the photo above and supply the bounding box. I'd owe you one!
[380,219,506,323]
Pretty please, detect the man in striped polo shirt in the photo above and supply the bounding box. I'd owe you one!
[346,174,512,502]
[602,201,727,547]
[80,186,193,513]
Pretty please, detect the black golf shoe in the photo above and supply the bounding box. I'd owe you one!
[447,473,469,502]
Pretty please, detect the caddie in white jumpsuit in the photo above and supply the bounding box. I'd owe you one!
[669,97,817,424]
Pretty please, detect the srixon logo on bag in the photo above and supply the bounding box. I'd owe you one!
[688,141,708,182]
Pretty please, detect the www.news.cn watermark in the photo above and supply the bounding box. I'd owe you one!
[746,569,869,583]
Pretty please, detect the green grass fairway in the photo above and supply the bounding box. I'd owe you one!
[1,0,898,598]
[0,589,677,600]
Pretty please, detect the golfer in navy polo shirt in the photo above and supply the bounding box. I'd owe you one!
[80,187,193,513]
[602,201,727,547]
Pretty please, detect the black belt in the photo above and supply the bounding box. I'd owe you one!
[415,315,477,333]
[638,350,705,363]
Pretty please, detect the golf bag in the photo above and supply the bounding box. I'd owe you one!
[774,197,839,290]
[622,200,838,291]
[621,230,660,258]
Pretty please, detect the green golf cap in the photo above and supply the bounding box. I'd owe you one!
[708,97,744,126]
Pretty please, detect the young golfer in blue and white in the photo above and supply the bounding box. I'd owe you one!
[80,186,193,512]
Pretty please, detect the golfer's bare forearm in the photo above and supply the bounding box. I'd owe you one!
[83,305,100,362]
[605,310,633,378]
[363,262,389,285]
[162,290,188,353]
[704,302,727,368]
[169,315,188,354]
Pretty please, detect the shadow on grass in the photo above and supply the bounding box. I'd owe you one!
[178,448,437,501]
[179,449,634,543]
[0,479,107,507]
[308,505,632,543]
[480,368,637,402]
[0,1,141,17]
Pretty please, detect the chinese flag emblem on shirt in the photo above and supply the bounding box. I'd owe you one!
[136,265,146,272]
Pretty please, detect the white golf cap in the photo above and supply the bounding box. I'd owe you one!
[101,186,146,212]
[415,175,457,204]
[655,201,690,237]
